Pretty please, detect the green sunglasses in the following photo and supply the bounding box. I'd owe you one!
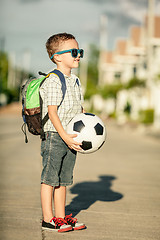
[50,48,84,59]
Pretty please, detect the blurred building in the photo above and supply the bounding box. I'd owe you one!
[100,16,160,85]
[97,15,160,128]
[145,16,160,79]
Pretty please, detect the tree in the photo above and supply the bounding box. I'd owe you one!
[84,44,99,99]
[0,51,8,91]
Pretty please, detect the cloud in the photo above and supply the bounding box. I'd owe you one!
[120,0,147,22]
[19,0,42,3]
[70,0,112,3]
[1,0,159,74]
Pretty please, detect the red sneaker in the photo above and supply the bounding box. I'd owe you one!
[64,214,86,230]
[42,217,72,233]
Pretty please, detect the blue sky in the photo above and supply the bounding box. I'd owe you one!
[0,0,160,75]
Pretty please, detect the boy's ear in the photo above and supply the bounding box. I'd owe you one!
[54,54,61,63]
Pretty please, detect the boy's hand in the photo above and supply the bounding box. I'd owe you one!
[48,106,82,151]
[63,133,82,151]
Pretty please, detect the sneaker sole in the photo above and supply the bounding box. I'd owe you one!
[73,224,86,230]
[42,226,73,233]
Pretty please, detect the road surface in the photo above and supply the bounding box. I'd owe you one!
[0,106,160,240]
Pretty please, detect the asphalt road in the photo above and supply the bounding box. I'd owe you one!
[0,111,160,240]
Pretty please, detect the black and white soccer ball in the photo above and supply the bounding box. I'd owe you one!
[66,113,106,154]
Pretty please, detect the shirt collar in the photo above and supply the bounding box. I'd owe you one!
[64,73,78,86]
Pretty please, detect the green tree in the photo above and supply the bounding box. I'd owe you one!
[84,44,99,99]
[0,51,8,91]
[0,50,35,104]
[125,77,146,89]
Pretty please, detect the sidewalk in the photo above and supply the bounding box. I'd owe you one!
[0,105,160,240]
[0,114,42,240]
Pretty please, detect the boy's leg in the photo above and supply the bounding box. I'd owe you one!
[54,186,66,218]
[41,183,54,222]
[41,184,72,232]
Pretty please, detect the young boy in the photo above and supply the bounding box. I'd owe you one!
[40,33,86,233]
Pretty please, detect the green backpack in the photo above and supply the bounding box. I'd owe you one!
[21,69,66,143]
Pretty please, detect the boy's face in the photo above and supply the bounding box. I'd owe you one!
[55,39,81,70]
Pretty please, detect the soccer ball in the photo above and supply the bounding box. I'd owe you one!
[66,113,106,154]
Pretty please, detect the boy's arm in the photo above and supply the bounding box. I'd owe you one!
[48,105,82,151]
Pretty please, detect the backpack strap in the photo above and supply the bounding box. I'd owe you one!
[76,78,80,86]
[40,69,66,140]
[50,69,66,103]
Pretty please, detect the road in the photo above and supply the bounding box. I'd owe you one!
[0,107,160,240]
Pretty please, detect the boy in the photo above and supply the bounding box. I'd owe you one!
[40,33,86,233]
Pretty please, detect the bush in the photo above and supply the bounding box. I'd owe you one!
[99,83,123,99]
[125,77,146,89]
[139,109,154,124]
[108,111,116,119]
[124,101,132,115]
[3,88,20,104]
[84,80,98,99]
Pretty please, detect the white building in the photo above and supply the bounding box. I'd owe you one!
[97,15,160,127]
[100,16,160,85]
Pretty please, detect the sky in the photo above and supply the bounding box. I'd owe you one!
[0,0,160,75]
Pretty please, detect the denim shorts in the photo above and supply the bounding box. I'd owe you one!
[41,132,77,187]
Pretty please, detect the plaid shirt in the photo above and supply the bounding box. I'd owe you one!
[39,72,84,132]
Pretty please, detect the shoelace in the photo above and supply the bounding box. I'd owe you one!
[51,217,67,227]
[65,214,77,223]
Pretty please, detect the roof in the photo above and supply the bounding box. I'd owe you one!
[154,16,160,38]
[130,26,142,47]
[115,40,127,55]
[145,15,160,38]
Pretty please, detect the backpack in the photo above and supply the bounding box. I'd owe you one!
[21,69,66,143]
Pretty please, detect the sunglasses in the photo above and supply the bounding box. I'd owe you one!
[50,48,84,59]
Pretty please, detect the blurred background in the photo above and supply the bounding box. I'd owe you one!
[0,1,160,239]
[0,0,160,129]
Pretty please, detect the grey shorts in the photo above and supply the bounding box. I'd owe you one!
[41,132,77,187]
